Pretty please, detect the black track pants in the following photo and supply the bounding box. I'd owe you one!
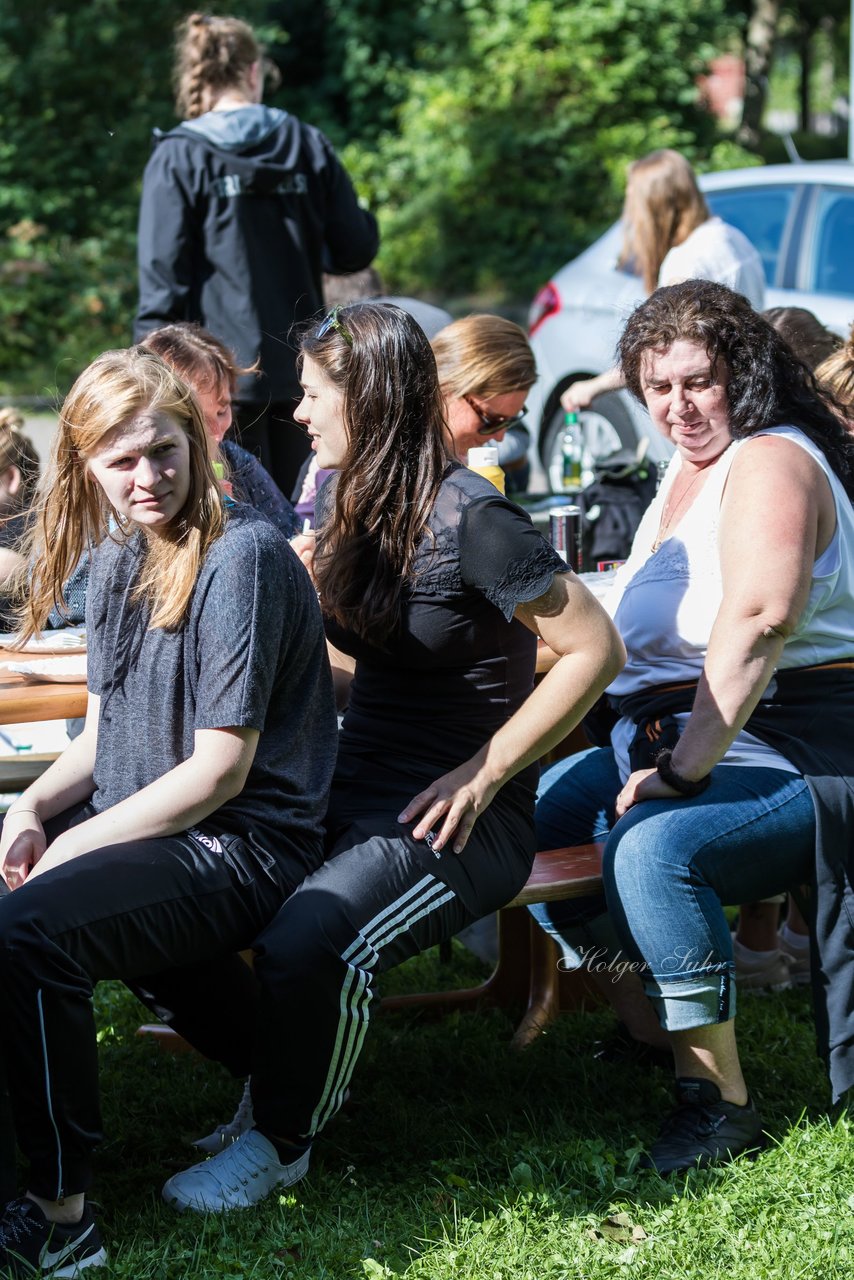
[0,815,308,1199]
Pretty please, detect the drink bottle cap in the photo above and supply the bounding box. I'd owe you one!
[467,446,500,467]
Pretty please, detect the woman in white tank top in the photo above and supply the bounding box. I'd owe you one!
[534,280,854,1174]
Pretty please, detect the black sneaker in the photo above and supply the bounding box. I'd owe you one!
[592,1022,673,1071]
[0,1197,107,1276]
[641,1077,765,1174]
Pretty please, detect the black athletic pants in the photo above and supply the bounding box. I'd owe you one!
[0,808,311,1200]
[251,791,535,1142]
[140,763,537,1145]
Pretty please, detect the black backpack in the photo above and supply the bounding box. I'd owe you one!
[575,449,657,569]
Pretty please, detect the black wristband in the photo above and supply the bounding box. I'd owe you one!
[655,748,711,797]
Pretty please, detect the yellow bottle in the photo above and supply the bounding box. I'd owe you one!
[467,445,505,494]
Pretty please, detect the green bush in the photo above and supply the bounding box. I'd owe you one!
[0,0,264,396]
[0,220,136,399]
[757,128,849,165]
[344,0,731,296]
[0,0,773,393]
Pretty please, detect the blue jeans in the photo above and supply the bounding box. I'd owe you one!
[531,748,815,1030]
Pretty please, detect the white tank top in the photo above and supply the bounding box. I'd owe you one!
[603,426,854,782]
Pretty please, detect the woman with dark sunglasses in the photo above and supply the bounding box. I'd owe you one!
[161,301,625,1213]
[432,314,535,492]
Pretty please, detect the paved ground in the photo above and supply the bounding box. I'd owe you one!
[21,412,57,471]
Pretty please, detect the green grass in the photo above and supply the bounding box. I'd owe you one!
[16,947,853,1279]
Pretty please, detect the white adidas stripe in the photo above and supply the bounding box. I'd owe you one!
[37,988,64,1201]
[310,875,456,1132]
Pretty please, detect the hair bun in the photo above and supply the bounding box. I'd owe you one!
[0,407,25,433]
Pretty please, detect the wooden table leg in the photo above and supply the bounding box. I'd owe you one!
[378,904,532,1015]
[136,1024,198,1054]
[511,921,560,1050]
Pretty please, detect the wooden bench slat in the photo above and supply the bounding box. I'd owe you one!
[507,843,604,907]
[140,842,607,1056]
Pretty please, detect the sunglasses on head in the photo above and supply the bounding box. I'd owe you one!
[462,394,528,434]
[315,305,353,346]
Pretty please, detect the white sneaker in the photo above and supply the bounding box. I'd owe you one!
[777,929,811,986]
[193,1080,254,1153]
[732,933,793,993]
[163,1130,310,1212]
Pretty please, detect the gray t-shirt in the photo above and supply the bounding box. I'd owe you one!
[86,505,337,869]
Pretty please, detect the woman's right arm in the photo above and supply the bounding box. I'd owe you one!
[1,693,100,888]
[561,365,625,411]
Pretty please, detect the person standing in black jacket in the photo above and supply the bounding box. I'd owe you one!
[135,12,379,496]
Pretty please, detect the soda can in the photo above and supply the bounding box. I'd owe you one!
[549,505,582,571]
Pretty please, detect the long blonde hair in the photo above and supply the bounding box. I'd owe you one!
[174,13,261,119]
[431,314,536,400]
[23,348,225,640]
[815,322,854,412]
[619,150,710,293]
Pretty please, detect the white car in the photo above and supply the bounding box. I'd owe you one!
[526,160,854,489]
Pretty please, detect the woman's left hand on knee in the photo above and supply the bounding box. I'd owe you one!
[616,768,680,818]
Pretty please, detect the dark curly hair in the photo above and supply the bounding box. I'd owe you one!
[301,302,451,647]
[619,279,854,499]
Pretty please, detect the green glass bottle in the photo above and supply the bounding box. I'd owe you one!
[561,411,583,490]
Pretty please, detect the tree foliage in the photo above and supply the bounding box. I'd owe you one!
[738,0,850,146]
[1,0,744,393]
[341,0,735,294]
[0,0,263,394]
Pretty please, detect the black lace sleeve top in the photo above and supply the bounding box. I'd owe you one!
[322,464,568,801]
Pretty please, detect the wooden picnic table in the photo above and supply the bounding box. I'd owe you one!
[0,669,87,726]
[0,642,553,735]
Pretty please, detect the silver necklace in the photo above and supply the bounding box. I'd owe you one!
[651,468,706,552]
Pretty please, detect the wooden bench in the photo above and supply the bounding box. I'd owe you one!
[138,843,605,1054]
[0,751,61,792]
[379,842,605,1049]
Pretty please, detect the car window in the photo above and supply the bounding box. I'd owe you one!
[706,185,797,287]
[808,187,854,297]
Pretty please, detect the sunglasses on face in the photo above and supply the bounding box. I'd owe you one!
[462,393,528,434]
[315,305,354,346]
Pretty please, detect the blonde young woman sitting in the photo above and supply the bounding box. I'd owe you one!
[432,314,535,492]
[0,348,336,1271]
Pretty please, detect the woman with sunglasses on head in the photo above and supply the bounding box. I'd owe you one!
[292,311,536,552]
[163,301,625,1212]
[0,347,337,1270]
[432,314,535,493]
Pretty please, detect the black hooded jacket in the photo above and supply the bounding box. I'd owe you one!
[135,105,379,405]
